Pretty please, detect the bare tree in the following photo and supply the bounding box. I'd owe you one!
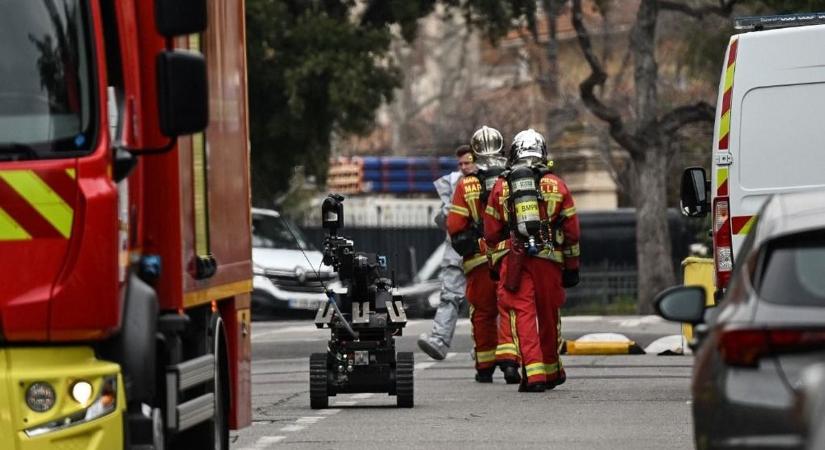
[571,0,736,312]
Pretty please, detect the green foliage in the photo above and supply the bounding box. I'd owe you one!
[246,0,431,206]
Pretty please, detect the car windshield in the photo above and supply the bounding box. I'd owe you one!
[0,0,95,161]
[757,230,825,307]
[252,214,313,251]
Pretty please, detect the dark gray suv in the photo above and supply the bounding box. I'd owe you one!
[656,189,825,450]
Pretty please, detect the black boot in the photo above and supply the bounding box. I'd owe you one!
[475,368,494,383]
[547,373,566,390]
[502,365,521,385]
[518,382,546,393]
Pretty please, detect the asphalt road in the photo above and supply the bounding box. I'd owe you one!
[232,316,694,449]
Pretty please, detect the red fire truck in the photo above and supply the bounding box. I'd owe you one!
[0,1,251,448]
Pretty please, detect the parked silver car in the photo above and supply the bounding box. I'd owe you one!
[656,189,825,450]
[251,208,339,314]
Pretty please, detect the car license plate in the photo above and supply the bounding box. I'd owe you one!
[289,298,321,310]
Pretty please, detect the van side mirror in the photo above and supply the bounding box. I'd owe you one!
[155,0,207,37]
[654,285,706,325]
[156,51,208,137]
[681,167,709,217]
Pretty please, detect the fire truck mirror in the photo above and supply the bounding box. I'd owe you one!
[681,167,709,218]
[156,51,209,137]
[155,0,207,37]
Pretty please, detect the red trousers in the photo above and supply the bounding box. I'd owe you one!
[466,266,517,371]
[497,255,565,385]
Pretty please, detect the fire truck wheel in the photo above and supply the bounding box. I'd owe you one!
[396,352,414,408]
[310,353,329,409]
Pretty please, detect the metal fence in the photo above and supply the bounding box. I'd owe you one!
[301,208,699,310]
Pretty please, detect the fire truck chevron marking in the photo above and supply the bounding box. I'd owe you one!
[0,170,74,239]
[0,206,31,241]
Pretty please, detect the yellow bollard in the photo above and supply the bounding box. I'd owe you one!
[681,257,715,341]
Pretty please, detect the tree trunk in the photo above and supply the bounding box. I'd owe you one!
[632,146,675,314]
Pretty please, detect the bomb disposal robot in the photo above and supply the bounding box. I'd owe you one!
[310,194,414,408]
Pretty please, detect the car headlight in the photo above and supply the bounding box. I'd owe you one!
[25,375,118,437]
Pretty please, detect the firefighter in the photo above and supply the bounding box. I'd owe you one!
[484,129,581,392]
[418,145,474,360]
[446,127,520,384]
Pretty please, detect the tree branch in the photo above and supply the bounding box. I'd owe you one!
[659,0,739,19]
[571,0,642,156]
[659,101,715,135]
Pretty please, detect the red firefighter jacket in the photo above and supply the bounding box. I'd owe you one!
[483,172,581,270]
[446,174,507,273]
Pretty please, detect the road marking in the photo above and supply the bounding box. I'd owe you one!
[445,352,457,360]
[243,435,285,449]
[332,400,357,406]
[415,362,435,370]
[297,416,325,424]
[351,393,374,399]
[279,424,305,432]
[318,408,341,415]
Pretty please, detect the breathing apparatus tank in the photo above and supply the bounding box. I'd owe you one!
[507,165,541,255]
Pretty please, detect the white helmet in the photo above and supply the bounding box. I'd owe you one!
[510,129,548,165]
[470,126,504,159]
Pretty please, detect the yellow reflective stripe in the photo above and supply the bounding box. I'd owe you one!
[449,204,470,217]
[564,243,580,257]
[562,206,577,218]
[496,343,519,357]
[719,110,731,141]
[0,206,31,241]
[509,311,521,359]
[490,248,509,265]
[484,205,500,220]
[738,215,757,235]
[65,168,76,180]
[724,62,735,92]
[542,193,563,202]
[192,132,210,257]
[537,248,564,263]
[525,363,545,377]
[546,198,557,219]
[463,254,487,273]
[717,167,728,191]
[0,170,73,238]
[467,199,479,222]
[476,350,496,363]
[183,279,253,308]
[544,362,559,375]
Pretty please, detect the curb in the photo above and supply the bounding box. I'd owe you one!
[561,339,645,355]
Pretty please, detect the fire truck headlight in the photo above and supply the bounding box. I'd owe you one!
[25,382,56,412]
[71,380,93,405]
[25,375,118,438]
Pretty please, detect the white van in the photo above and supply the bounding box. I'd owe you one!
[681,13,825,297]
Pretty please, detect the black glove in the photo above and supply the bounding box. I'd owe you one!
[562,269,580,288]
